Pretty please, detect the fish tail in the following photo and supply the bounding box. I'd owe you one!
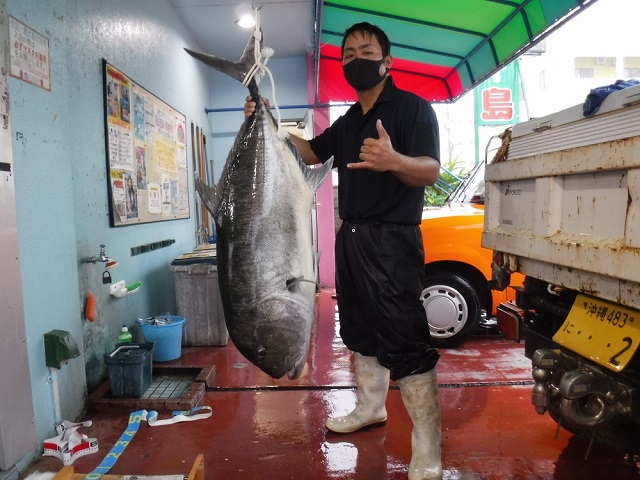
[184,34,259,90]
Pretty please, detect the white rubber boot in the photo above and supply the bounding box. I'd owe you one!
[398,369,442,480]
[325,353,390,433]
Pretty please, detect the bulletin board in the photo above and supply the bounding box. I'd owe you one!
[103,60,189,227]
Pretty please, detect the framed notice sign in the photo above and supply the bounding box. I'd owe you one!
[9,16,51,91]
[103,60,189,226]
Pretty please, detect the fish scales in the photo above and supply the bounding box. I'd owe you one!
[185,34,332,379]
[219,113,316,342]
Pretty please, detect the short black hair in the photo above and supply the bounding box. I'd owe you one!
[341,22,391,58]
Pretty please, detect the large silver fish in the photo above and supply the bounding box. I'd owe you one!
[185,36,332,380]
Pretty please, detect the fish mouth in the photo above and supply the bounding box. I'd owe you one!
[253,343,306,380]
[234,293,314,379]
[286,353,306,380]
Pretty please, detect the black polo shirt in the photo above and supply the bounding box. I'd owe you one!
[309,77,440,225]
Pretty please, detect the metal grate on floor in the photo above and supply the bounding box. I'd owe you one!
[141,372,194,399]
[89,365,214,411]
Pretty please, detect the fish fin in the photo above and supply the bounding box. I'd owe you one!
[184,34,259,88]
[195,176,219,219]
[296,154,334,194]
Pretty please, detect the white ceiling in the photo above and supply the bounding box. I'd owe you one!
[168,0,316,60]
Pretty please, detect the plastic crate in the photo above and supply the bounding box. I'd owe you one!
[170,259,228,346]
[104,343,154,398]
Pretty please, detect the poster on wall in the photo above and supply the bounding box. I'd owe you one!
[9,16,51,91]
[103,60,189,226]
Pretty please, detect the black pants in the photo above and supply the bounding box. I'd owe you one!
[335,220,439,381]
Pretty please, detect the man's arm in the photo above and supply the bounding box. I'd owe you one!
[360,153,440,187]
[288,135,321,166]
[353,119,440,187]
[245,96,320,166]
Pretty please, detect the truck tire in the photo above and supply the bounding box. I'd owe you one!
[420,271,481,348]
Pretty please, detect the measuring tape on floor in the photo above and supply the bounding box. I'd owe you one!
[147,406,212,426]
[83,407,212,480]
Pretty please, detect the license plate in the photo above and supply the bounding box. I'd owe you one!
[553,294,640,372]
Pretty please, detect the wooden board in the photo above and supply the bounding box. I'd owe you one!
[49,453,204,480]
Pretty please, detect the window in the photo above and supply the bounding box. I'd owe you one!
[575,68,594,79]
[574,57,615,79]
[623,57,640,79]
[539,69,547,90]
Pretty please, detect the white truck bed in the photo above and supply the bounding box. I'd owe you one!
[482,83,640,311]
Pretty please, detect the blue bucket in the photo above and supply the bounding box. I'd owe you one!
[136,316,186,362]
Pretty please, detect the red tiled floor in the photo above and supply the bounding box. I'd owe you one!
[21,289,640,479]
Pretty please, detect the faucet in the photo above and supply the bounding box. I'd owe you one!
[81,244,112,264]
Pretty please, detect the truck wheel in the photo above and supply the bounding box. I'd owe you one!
[420,272,481,348]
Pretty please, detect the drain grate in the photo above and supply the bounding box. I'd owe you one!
[89,365,215,411]
[142,372,194,399]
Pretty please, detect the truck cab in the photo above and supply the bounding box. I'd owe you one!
[420,161,522,348]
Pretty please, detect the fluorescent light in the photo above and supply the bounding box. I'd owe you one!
[236,14,255,29]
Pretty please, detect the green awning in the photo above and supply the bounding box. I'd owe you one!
[317,0,598,103]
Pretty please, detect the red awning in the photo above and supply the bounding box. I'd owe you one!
[318,45,464,104]
[316,0,599,103]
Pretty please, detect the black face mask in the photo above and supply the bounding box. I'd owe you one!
[342,57,388,91]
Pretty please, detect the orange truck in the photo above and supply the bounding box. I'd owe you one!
[420,160,522,348]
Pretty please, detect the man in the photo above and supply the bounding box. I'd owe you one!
[245,22,442,480]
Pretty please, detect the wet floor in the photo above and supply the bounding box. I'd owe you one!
[21,289,640,479]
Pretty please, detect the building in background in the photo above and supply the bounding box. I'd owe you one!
[435,0,640,168]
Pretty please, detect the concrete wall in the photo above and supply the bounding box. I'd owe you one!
[5,0,215,471]
[3,1,325,473]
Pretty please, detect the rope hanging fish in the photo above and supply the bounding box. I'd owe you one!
[241,7,285,138]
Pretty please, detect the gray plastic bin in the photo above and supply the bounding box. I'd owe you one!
[170,259,228,346]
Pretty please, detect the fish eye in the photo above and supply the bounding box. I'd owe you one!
[256,345,267,361]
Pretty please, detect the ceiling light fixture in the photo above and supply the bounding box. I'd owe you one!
[236,14,255,29]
